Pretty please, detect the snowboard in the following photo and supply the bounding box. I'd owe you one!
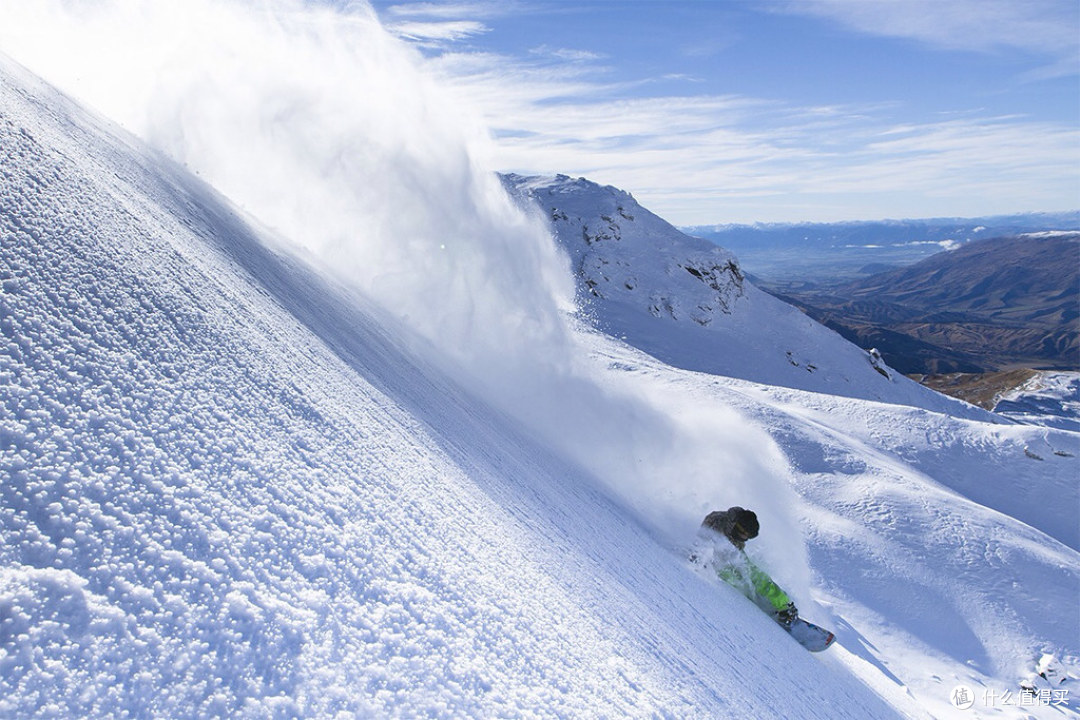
[787,618,835,652]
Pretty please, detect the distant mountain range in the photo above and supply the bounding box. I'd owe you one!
[685,213,1080,285]
[769,232,1080,374]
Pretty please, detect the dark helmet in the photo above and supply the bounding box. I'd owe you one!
[702,506,759,547]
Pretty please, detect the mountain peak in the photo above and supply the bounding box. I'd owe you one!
[503,173,744,323]
[504,173,987,415]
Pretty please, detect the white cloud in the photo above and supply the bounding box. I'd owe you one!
[387,19,488,42]
[373,0,1077,223]
[419,46,1080,223]
[528,45,605,63]
[773,0,1079,76]
[385,1,516,20]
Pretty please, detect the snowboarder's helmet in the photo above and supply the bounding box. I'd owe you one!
[731,508,759,542]
[702,506,759,544]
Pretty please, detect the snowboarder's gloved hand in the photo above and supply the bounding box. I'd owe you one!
[775,602,798,628]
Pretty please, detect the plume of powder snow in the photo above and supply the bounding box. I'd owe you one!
[0,0,809,596]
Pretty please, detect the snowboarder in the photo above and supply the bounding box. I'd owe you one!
[691,506,835,651]
[692,506,798,628]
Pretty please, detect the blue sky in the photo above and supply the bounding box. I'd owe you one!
[369,0,1079,224]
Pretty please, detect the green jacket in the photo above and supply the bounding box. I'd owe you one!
[717,550,792,614]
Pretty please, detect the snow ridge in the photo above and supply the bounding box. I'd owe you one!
[504,173,991,416]
[504,173,745,326]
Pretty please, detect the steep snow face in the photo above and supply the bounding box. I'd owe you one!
[0,55,902,719]
[0,0,810,554]
[3,6,1076,720]
[505,173,991,417]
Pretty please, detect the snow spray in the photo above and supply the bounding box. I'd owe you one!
[0,0,810,597]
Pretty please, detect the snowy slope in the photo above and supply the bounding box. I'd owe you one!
[995,372,1080,432]
[0,54,902,718]
[586,335,1080,719]
[504,173,991,417]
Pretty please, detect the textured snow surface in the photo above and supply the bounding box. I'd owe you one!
[0,56,900,718]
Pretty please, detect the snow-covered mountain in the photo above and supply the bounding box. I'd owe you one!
[503,173,989,417]
[503,172,1080,716]
[2,7,1078,719]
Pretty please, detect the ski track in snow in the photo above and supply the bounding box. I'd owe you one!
[0,57,906,718]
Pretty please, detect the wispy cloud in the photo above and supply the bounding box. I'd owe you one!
[384,1,516,20]
[772,0,1079,78]
[387,19,488,42]
[528,45,605,63]
[417,41,1080,223]
[366,1,1078,223]
[380,0,527,45]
